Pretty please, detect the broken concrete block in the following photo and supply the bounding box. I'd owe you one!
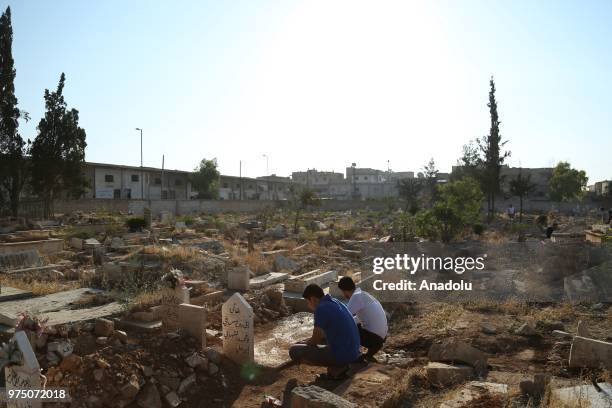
[515,322,537,336]
[549,382,612,408]
[440,382,508,408]
[95,318,115,337]
[425,362,474,386]
[569,336,612,369]
[70,237,83,250]
[290,385,356,408]
[191,290,224,306]
[428,339,488,376]
[284,270,338,293]
[249,272,289,289]
[274,254,298,272]
[164,391,181,407]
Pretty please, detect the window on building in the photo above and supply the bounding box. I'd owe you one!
[222,183,229,188]
[131,174,139,182]
[169,190,176,199]
[113,189,121,199]
[175,179,182,186]
[105,174,114,183]
[364,176,368,180]
[154,177,161,185]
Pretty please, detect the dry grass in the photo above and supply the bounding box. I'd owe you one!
[529,302,577,323]
[462,298,529,316]
[381,367,428,408]
[421,303,465,331]
[126,288,166,312]
[0,276,80,295]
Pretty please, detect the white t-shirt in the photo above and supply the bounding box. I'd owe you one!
[347,288,388,339]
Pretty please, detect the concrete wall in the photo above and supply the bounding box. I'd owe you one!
[51,197,596,217]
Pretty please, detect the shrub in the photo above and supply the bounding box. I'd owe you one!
[473,223,485,235]
[126,217,146,232]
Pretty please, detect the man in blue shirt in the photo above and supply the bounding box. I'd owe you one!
[289,284,361,379]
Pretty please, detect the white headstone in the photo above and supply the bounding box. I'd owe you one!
[5,331,42,408]
[178,303,207,349]
[227,267,250,291]
[160,287,190,330]
[222,293,254,364]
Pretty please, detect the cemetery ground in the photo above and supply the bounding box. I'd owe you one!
[0,209,611,407]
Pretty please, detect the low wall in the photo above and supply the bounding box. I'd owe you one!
[51,197,596,217]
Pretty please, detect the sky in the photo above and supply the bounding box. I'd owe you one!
[5,0,612,182]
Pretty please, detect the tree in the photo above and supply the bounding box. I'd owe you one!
[190,158,220,199]
[421,157,439,205]
[397,178,422,214]
[548,161,588,202]
[508,169,536,222]
[289,186,320,233]
[452,141,482,182]
[0,6,29,216]
[30,73,87,217]
[430,178,483,242]
[477,77,510,220]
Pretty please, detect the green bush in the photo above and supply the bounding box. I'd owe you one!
[473,223,485,235]
[126,217,146,232]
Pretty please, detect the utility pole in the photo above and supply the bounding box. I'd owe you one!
[135,128,143,199]
[161,155,165,199]
[239,160,243,200]
[262,154,269,176]
[352,163,357,200]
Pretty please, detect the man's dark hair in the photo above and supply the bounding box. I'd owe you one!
[302,284,324,300]
[338,276,356,291]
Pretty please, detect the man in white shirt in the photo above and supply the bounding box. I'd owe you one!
[338,276,388,360]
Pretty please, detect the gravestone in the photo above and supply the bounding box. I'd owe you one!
[5,331,42,408]
[143,207,152,228]
[222,293,254,364]
[160,287,190,331]
[227,266,250,291]
[178,303,207,349]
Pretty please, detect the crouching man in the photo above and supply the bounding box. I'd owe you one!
[289,284,361,379]
[338,276,388,360]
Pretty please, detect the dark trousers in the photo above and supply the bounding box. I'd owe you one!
[289,344,345,367]
[358,325,385,357]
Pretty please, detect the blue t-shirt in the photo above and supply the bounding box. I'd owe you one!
[314,294,360,364]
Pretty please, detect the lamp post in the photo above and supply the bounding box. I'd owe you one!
[135,128,143,199]
[262,154,269,176]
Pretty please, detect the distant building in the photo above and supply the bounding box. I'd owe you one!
[451,165,552,198]
[82,162,192,200]
[590,180,611,196]
[218,175,293,200]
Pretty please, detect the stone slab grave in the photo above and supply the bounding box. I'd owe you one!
[0,288,123,333]
[549,382,612,408]
[253,312,313,368]
[0,286,34,303]
[159,287,190,331]
[569,336,612,369]
[222,292,254,364]
[0,250,42,271]
[564,261,612,302]
[440,382,508,408]
[5,330,42,408]
[290,385,356,408]
[333,364,404,402]
[249,272,289,289]
[0,238,64,255]
[283,285,332,313]
[284,269,338,293]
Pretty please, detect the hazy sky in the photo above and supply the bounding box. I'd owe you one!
[6,0,612,181]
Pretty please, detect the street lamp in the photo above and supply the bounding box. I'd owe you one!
[262,154,269,176]
[135,128,143,199]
